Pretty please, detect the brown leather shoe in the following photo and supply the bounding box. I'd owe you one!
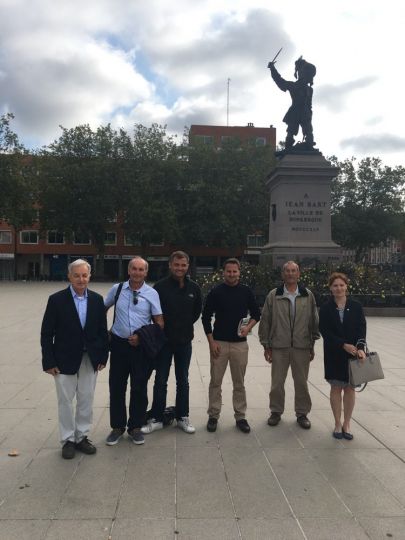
[75,437,97,454]
[267,413,281,426]
[297,415,311,429]
[62,441,76,459]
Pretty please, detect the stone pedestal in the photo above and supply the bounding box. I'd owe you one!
[261,153,342,268]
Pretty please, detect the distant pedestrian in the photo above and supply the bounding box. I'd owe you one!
[41,259,109,459]
[319,272,366,440]
[202,258,260,434]
[258,261,319,429]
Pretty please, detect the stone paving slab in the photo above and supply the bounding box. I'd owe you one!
[0,282,404,540]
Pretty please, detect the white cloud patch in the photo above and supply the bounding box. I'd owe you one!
[316,77,378,112]
[0,0,404,165]
[341,134,405,153]
[143,9,293,93]
[0,0,153,143]
[365,116,383,126]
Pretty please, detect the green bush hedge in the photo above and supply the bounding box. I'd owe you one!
[198,262,405,306]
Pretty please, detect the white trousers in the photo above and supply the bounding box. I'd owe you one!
[54,354,98,445]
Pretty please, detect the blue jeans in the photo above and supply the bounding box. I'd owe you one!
[151,342,192,421]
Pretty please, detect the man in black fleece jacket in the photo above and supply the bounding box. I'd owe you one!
[142,251,202,435]
[202,258,260,433]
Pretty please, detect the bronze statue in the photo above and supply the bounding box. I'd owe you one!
[268,55,316,151]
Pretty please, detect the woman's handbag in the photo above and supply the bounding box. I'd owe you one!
[349,345,384,388]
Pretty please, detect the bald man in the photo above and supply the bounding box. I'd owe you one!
[104,257,163,446]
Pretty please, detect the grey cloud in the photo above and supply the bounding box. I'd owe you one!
[316,77,378,112]
[340,134,405,153]
[0,39,152,145]
[167,110,220,134]
[144,9,294,94]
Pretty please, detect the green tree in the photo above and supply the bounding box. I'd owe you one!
[178,135,275,247]
[0,113,38,279]
[119,124,182,250]
[38,124,122,277]
[330,157,405,262]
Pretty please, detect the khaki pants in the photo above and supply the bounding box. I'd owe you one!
[207,340,248,421]
[270,348,312,417]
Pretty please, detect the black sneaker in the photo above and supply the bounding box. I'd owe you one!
[62,440,76,459]
[267,413,281,426]
[128,429,145,445]
[236,419,251,433]
[106,428,125,446]
[207,417,218,432]
[75,437,97,454]
[297,415,311,429]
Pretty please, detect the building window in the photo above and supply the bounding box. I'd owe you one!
[195,135,214,145]
[20,230,39,244]
[247,234,265,248]
[221,135,239,146]
[124,234,141,246]
[0,230,12,244]
[256,137,266,146]
[73,232,91,245]
[47,231,65,244]
[104,231,117,245]
[150,240,164,247]
[107,213,118,223]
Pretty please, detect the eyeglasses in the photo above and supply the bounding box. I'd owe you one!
[133,291,140,305]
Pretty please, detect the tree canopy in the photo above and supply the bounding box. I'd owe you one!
[37,123,275,259]
[2,114,405,270]
[330,156,405,262]
[0,113,37,234]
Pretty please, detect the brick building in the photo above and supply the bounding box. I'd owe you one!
[0,221,260,281]
[189,123,276,149]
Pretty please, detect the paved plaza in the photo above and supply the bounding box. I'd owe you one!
[0,282,404,540]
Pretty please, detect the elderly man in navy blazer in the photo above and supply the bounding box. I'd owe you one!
[41,259,109,459]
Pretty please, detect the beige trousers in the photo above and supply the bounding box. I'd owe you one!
[270,348,312,417]
[54,354,98,444]
[207,340,248,421]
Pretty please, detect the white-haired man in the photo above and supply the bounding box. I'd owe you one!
[41,259,109,459]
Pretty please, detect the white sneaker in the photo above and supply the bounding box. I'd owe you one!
[141,419,163,434]
[177,417,195,434]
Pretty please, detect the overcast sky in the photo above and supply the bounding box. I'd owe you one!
[1,0,404,166]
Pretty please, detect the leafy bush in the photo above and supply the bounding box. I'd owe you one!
[198,262,405,306]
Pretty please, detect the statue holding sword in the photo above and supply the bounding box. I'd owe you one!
[268,49,317,151]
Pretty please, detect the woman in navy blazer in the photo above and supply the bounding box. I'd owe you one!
[319,272,366,440]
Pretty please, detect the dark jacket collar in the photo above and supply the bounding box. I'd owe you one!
[327,296,352,309]
[168,274,190,287]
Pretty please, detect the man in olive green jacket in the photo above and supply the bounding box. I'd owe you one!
[258,261,319,429]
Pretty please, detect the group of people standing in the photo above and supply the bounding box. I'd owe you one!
[41,255,366,460]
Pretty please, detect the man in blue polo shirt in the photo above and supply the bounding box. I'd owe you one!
[104,257,163,446]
